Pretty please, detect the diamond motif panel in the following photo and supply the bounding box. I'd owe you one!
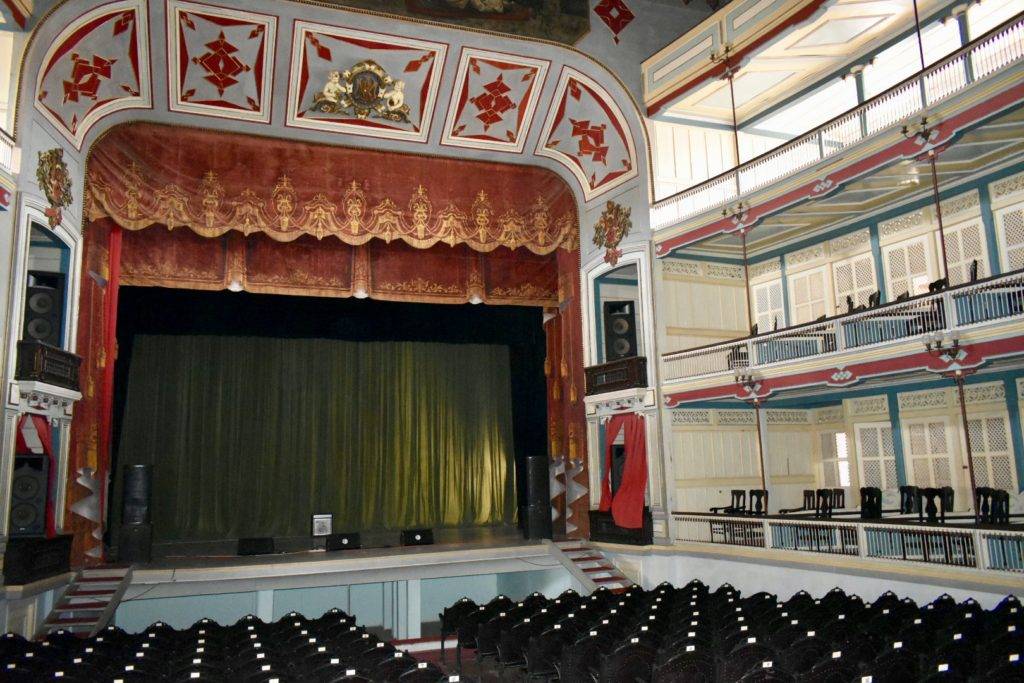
[536,68,637,201]
[442,48,548,153]
[594,0,635,44]
[168,1,277,123]
[34,0,151,148]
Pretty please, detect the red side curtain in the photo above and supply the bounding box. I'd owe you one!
[16,414,56,537]
[599,413,647,529]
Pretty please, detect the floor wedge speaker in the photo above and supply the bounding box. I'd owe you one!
[326,532,361,551]
[400,528,433,546]
[119,523,152,563]
[238,537,275,556]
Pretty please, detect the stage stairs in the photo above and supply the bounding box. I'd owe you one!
[37,565,133,638]
[549,540,632,594]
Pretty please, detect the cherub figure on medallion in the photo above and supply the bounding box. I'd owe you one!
[310,60,411,123]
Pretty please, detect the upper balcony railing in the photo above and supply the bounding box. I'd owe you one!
[650,14,1024,233]
[662,269,1024,383]
[0,128,16,177]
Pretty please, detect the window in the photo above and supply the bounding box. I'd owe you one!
[966,412,1017,492]
[832,252,876,313]
[995,200,1024,272]
[788,266,829,325]
[883,234,935,298]
[944,219,989,285]
[855,422,898,491]
[751,279,784,332]
[820,431,851,488]
[903,417,955,489]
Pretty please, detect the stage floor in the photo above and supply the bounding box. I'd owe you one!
[144,524,527,568]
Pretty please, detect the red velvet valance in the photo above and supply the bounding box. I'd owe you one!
[118,227,559,306]
[85,123,579,255]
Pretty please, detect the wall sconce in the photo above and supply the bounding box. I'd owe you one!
[901,116,938,146]
[924,330,959,355]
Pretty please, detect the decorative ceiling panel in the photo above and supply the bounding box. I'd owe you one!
[167,1,277,124]
[34,0,151,149]
[536,67,637,201]
[286,20,447,143]
[441,47,548,153]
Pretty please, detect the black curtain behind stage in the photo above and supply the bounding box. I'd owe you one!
[111,288,547,542]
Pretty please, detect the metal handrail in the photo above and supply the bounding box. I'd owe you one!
[651,13,1024,232]
[661,269,1024,381]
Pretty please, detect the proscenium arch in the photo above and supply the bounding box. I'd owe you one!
[12,0,657,212]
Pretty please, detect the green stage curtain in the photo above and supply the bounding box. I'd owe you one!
[115,335,516,540]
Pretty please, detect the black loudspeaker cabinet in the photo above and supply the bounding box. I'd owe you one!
[400,528,433,546]
[238,537,275,556]
[122,464,152,525]
[326,532,361,551]
[603,301,638,361]
[23,272,65,348]
[3,535,72,585]
[588,507,653,546]
[119,523,152,563]
[9,454,48,537]
[524,455,552,539]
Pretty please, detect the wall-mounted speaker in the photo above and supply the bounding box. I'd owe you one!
[23,272,65,348]
[326,532,361,551]
[400,529,433,546]
[8,454,48,537]
[238,537,275,556]
[603,301,637,361]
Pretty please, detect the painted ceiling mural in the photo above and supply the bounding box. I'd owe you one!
[34,0,152,149]
[442,48,548,153]
[313,0,589,46]
[25,0,647,208]
[167,0,277,124]
[537,67,637,200]
[286,20,447,142]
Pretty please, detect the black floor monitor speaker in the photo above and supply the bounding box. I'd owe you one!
[400,529,433,546]
[603,301,638,361]
[525,455,552,539]
[326,532,361,551]
[122,464,152,525]
[9,454,48,537]
[119,523,152,563]
[23,272,65,348]
[238,537,275,556]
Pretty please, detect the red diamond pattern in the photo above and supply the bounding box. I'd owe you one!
[193,31,251,96]
[469,74,516,130]
[593,0,635,44]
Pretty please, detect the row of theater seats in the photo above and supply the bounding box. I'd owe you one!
[0,609,449,682]
[440,583,1022,682]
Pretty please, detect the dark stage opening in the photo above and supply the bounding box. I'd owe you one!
[110,287,547,550]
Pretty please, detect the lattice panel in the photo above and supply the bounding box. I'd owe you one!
[912,458,930,485]
[968,414,1017,493]
[863,460,882,488]
[999,205,1024,271]
[833,253,875,309]
[790,268,827,324]
[857,423,897,490]
[991,455,1014,491]
[946,221,987,285]
[885,236,932,298]
[753,279,783,332]
[933,459,951,487]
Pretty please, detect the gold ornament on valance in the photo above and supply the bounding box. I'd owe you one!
[84,123,580,255]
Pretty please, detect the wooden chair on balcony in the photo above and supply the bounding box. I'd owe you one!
[917,487,954,524]
[831,488,845,509]
[860,487,882,519]
[899,485,919,514]
[710,489,746,514]
[975,487,1011,525]
[814,489,834,518]
[780,490,815,514]
[748,489,768,516]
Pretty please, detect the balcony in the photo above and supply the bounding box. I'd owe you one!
[650,15,1024,234]
[662,269,1024,385]
[672,512,1024,574]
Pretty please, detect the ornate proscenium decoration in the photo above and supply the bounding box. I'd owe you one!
[311,60,410,123]
[37,148,73,228]
[593,200,632,266]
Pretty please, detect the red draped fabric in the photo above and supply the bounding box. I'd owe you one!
[599,413,648,530]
